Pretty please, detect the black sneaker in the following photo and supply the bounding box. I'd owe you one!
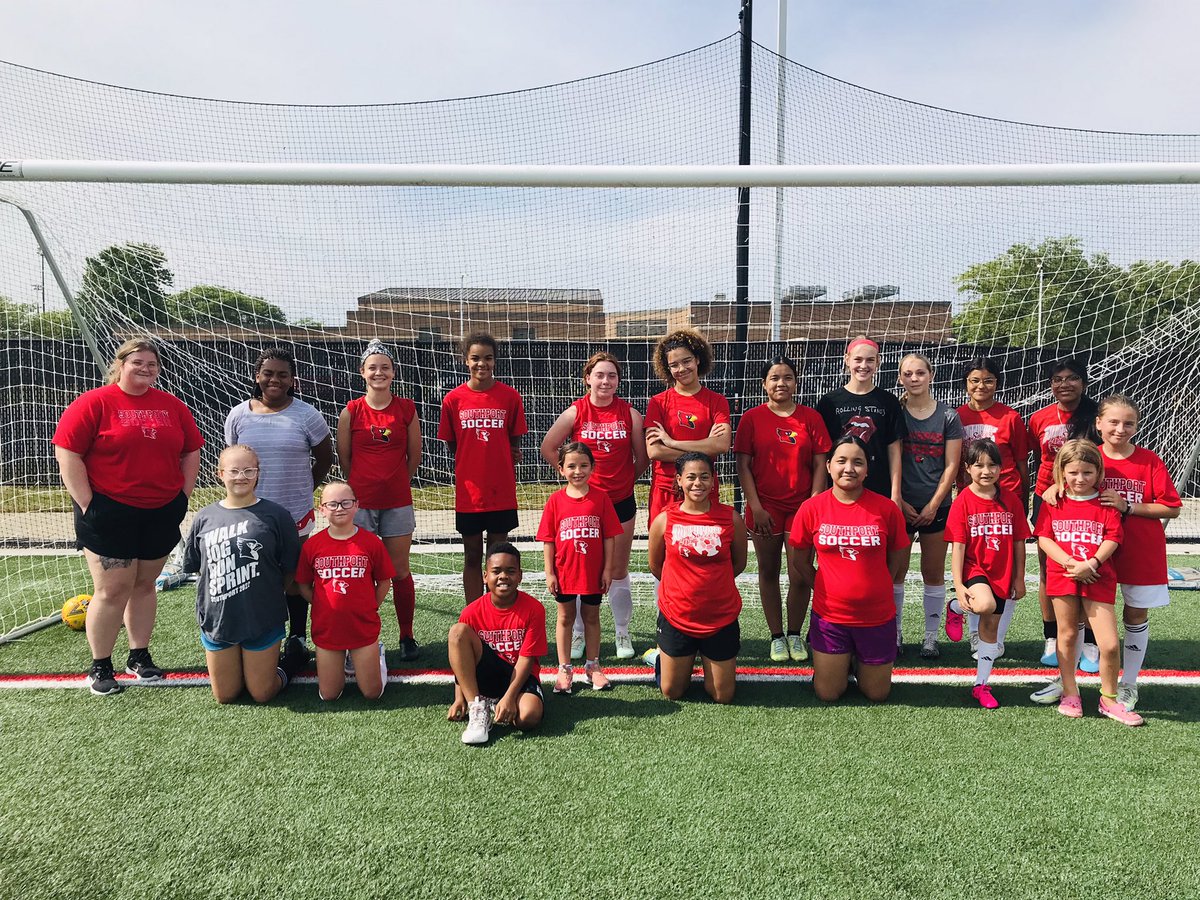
[87,661,123,696]
[279,642,307,680]
[398,637,421,661]
[125,649,164,680]
[283,635,311,664]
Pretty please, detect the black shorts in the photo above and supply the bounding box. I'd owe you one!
[908,507,949,536]
[964,575,1008,615]
[74,490,188,561]
[455,508,519,537]
[656,611,740,662]
[1030,495,1043,530]
[469,642,544,701]
[556,593,602,607]
[612,494,637,524]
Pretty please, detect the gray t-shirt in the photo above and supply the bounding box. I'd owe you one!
[901,400,963,512]
[183,499,301,644]
[224,399,330,522]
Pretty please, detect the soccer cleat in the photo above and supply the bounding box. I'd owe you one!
[87,661,123,696]
[343,651,355,676]
[919,632,940,659]
[570,631,585,660]
[377,641,388,690]
[786,634,808,662]
[969,631,980,659]
[1057,695,1084,718]
[944,603,964,642]
[614,631,636,660]
[1116,683,1139,712]
[124,649,164,681]
[461,696,492,745]
[1030,677,1064,704]
[584,661,611,691]
[553,666,574,694]
[972,684,1000,709]
[641,647,659,668]
[1040,638,1058,667]
[769,636,789,662]
[1099,696,1144,727]
[284,635,311,667]
[397,637,420,661]
[1079,643,1100,674]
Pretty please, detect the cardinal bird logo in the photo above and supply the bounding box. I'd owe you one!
[677,411,699,429]
[776,428,799,445]
[985,536,1001,552]
[839,546,860,561]
[844,415,877,443]
[370,426,392,444]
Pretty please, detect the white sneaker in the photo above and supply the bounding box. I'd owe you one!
[1030,677,1064,704]
[1117,683,1139,712]
[614,631,635,660]
[570,631,585,660]
[461,696,492,745]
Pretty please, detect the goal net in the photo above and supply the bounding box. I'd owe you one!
[2,36,1200,642]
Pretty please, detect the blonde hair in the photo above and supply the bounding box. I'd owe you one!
[897,352,934,408]
[106,338,160,385]
[319,480,355,499]
[1052,439,1105,493]
[218,444,260,469]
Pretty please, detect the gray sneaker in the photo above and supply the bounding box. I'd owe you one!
[919,632,940,659]
[1116,683,1139,712]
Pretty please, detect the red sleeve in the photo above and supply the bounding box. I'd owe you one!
[509,388,528,438]
[645,395,665,429]
[788,500,814,548]
[177,399,204,453]
[1026,415,1040,453]
[944,495,967,544]
[1103,509,1124,545]
[885,501,912,551]
[1150,455,1182,507]
[807,407,832,453]
[1033,503,1053,539]
[599,492,623,538]
[709,391,731,425]
[535,493,558,542]
[401,397,416,428]
[518,597,548,658]
[732,407,755,454]
[52,391,102,454]
[437,391,455,442]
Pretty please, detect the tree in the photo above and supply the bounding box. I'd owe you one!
[953,237,1200,350]
[0,296,32,334]
[170,285,287,328]
[0,296,79,337]
[77,243,174,326]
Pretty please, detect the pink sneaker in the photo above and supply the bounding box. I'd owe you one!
[584,662,611,692]
[1057,695,1083,718]
[553,666,573,694]
[945,602,964,642]
[1099,696,1144,727]
[971,684,999,709]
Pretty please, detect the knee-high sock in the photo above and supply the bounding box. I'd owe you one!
[1121,621,1150,685]
[893,584,905,641]
[609,576,633,633]
[976,640,998,685]
[922,585,945,636]
[968,612,981,636]
[1083,626,1097,647]
[996,602,1016,645]
[573,604,584,637]
[392,575,415,639]
[286,593,307,640]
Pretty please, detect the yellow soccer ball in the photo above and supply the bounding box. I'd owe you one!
[61,594,92,631]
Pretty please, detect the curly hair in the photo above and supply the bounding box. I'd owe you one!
[652,328,713,385]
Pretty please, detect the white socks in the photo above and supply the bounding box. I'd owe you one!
[893,584,906,641]
[996,603,1015,645]
[968,612,981,636]
[976,640,998,685]
[609,576,633,634]
[1122,621,1149,685]
[923,585,945,635]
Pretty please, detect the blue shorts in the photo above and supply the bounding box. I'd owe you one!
[200,624,286,653]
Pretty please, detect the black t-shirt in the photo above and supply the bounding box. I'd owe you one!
[816,386,907,497]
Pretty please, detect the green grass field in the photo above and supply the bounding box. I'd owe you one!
[2,557,1199,899]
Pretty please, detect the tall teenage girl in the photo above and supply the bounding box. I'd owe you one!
[735,355,831,662]
[895,353,962,658]
[337,339,422,660]
[1027,358,1099,670]
[955,357,1029,656]
[540,352,647,660]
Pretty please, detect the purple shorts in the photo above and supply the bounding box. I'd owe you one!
[807,610,898,667]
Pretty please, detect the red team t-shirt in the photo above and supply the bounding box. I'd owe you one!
[438,381,528,513]
[570,395,637,501]
[344,395,416,509]
[296,527,396,650]
[536,488,623,596]
[1034,496,1123,604]
[644,386,731,495]
[458,590,548,679]
[733,403,832,514]
[53,384,204,509]
[1102,447,1181,586]
[956,402,1028,498]
[944,487,1031,600]
[789,490,911,628]
[657,502,743,636]
[1027,404,1075,494]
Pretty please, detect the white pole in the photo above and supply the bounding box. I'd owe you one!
[6,160,1200,188]
[770,0,788,342]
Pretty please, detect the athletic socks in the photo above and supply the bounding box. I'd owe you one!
[976,640,998,685]
[91,655,112,670]
[1122,621,1150,685]
[948,599,964,615]
[1043,619,1057,640]
[893,584,905,641]
[392,574,416,639]
[996,602,1016,645]
[609,575,633,633]
[923,585,945,633]
[967,612,980,636]
[286,593,308,640]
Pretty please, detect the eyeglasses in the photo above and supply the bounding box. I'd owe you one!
[321,499,357,510]
[1050,374,1083,385]
[966,378,997,387]
[222,467,258,478]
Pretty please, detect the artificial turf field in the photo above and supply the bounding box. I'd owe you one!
[2,555,1199,900]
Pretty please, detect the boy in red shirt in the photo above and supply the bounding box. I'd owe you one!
[448,543,548,745]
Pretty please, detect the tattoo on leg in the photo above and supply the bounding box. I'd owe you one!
[98,556,133,571]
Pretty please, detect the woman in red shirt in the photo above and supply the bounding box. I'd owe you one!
[646,452,747,703]
[53,338,203,696]
[789,436,910,703]
[540,351,648,660]
[337,339,422,660]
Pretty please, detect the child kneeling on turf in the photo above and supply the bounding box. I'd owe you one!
[296,482,395,701]
[448,542,548,745]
